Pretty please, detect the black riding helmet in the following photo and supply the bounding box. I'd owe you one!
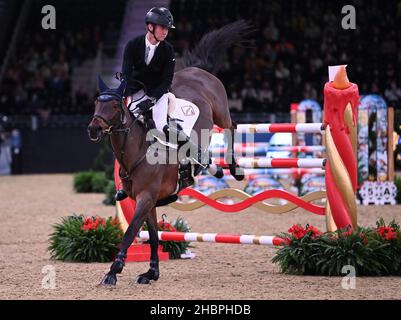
[145,7,175,29]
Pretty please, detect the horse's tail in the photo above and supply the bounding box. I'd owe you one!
[177,20,255,75]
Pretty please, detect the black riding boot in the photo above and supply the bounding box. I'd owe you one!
[162,124,209,165]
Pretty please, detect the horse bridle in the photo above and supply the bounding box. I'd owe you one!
[92,94,128,134]
[92,93,148,181]
[93,75,147,135]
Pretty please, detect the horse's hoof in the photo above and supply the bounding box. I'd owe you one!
[214,166,224,179]
[135,270,159,284]
[135,276,151,284]
[230,166,245,181]
[100,273,117,286]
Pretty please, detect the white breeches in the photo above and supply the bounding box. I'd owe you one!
[128,90,168,131]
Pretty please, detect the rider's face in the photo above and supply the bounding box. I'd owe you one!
[150,24,169,41]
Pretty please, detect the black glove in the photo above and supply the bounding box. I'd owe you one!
[137,98,155,112]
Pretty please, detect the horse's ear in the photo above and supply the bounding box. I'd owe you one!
[116,80,127,97]
[97,76,109,93]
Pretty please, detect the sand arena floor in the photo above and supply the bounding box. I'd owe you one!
[0,174,400,300]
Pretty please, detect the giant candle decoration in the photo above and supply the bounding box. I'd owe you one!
[324,66,359,231]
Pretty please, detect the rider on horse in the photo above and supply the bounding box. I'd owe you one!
[115,7,197,201]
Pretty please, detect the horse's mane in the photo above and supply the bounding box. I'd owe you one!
[176,19,255,75]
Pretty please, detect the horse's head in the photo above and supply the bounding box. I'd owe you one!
[87,76,127,142]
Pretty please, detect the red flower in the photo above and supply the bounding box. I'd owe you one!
[338,228,353,238]
[157,220,177,231]
[83,218,95,231]
[306,225,322,239]
[82,216,105,231]
[93,217,106,229]
[288,224,307,239]
[377,226,398,241]
[281,237,292,246]
[111,217,120,227]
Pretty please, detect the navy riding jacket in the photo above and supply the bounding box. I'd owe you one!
[121,35,176,100]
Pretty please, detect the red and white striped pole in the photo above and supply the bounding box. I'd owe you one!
[210,145,326,154]
[213,158,326,168]
[138,231,285,246]
[222,168,325,176]
[236,123,325,134]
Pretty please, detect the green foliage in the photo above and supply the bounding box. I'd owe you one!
[91,172,109,193]
[48,215,123,262]
[93,139,114,180]
[73,172,94,193]
[103,180,117,206]
[73,171,109,193]
[272,219,401,276]
[142,216,192,259]
[271,231,323,275]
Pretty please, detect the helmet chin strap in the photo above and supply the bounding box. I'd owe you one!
[148,24,162,42]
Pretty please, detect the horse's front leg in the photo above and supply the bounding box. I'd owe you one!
[136,207,160,284]
[100,194,155,286]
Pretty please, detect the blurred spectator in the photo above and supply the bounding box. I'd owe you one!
[170,0,401,111]
[303,82,318,101]
[258,81,274,110]
[241,80,259,111]
[263,20,279,42]
[0,132,11,176]
[0,0,126,116]
[384,81,401,106]
[10,129,22,174]
[274,61,290,80]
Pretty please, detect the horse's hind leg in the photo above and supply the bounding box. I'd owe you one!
[135,208,160,284]
[224,121,244,181]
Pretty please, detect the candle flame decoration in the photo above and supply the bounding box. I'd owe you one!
[333,65,351,89]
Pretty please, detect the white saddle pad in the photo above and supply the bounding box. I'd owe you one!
[167,93,199,137]
[156,93,200,148]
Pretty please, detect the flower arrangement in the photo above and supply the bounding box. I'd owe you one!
[272,218,401,276]
[142,215,192,259]
[48,215,123,262]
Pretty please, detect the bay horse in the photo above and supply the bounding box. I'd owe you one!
[88,20,253,285]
